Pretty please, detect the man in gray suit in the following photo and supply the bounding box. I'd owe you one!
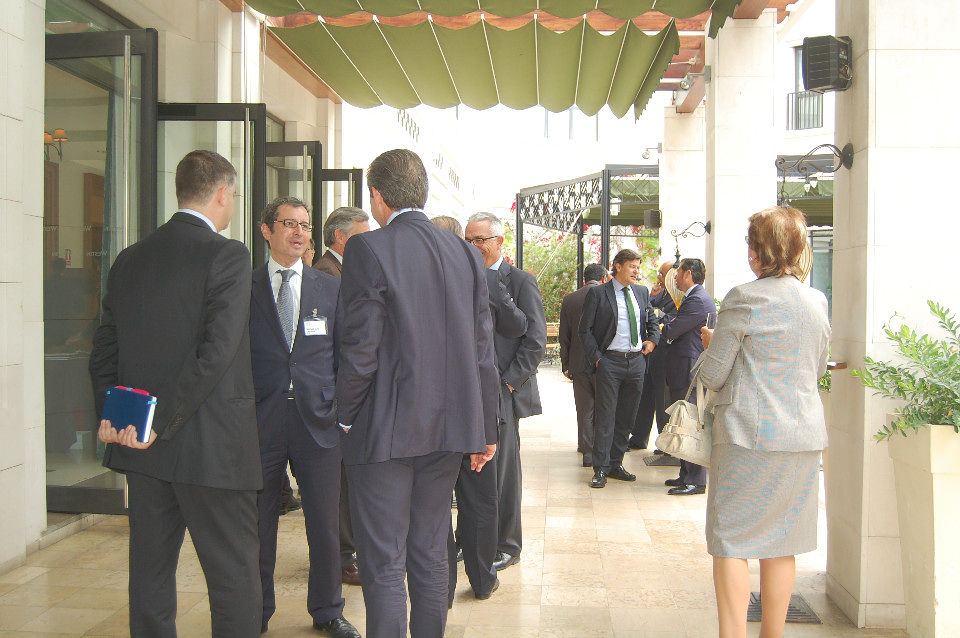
[336,149,499,638]
[90,150,261,636]
[464,213,547,572]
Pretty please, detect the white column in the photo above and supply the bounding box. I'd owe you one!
[826,0,960,629]
[659,105,706,268]
[0,0,46,571]
[704,9,777,300]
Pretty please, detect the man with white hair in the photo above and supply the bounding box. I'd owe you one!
[314,206,370,279]
[464,212,546,572]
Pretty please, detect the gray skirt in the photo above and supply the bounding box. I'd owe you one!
[706,443,820,559]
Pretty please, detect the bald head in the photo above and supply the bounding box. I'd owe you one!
[659,261,675,277]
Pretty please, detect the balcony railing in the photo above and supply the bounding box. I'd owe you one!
[786,90,823,130]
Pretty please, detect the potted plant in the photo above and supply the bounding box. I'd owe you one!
[852,301,960,638]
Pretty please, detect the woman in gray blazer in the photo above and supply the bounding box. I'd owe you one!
[699,206,830,638]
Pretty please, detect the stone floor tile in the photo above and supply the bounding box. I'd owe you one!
[18,605,114,634]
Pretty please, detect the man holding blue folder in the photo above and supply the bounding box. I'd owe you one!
[90,150,262,637]
[248,197,360,637]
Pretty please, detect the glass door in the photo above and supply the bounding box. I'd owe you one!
[43,29,158,514]
[266,141,322,257]
[320,168,364,221]
[157,103,267,264]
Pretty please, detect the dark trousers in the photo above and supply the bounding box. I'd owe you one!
[447,453,499,603]
[632,345,669,448]
[258,400,344,626]
[126,471,261,638]
[339,462,356,567]
[572,373,597,458]
[593,353,647,472]
[668,386,707,486]
[496,415,522,557]
[347,451,461,638]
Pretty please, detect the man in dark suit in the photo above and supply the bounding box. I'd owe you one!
[313,206,369,280]
[336,149,499,638]
[578,248,661,488]
[464,212,547,572]
[662,258,715,495]
[249,197,360,637]
[312,204,370,587]
[89,150,262,637]
[629,260,677,451]
[559,263,609,467]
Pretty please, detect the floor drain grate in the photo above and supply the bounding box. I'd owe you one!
[747,593,821,624]
[643,454,681,466]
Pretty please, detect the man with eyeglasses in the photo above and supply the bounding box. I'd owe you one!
[249,196,360,637]
[464,212,547,572]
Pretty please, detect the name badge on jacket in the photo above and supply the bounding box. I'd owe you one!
[303,312,328,337]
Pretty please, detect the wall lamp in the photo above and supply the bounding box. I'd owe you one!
[775,142,854,206]
[679,67,711,91]
[671,220,712,264]
[43,128,69,161]
[641,143,662,160]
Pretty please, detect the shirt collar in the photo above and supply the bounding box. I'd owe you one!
[614,279,631,292]
[488,256,504,272]
[330,249,344,264]
[268,255,303,279]
[387,207,420,225]
[177,208,218,233]
[683,283,699,298]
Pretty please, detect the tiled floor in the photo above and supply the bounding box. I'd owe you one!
[0,365,907,637]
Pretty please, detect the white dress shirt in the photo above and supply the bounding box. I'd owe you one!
[609,280,644,353]
[268,256,303,348]
[177,208,218,233]
[331,249,343,264]
[488,256,504,272]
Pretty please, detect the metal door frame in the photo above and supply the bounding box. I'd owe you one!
[265,140,322,252]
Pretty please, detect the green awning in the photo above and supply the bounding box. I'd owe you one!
[248,1,734,20]
[270,18,680,117]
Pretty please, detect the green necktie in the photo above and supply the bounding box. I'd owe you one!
[622,287,639,347]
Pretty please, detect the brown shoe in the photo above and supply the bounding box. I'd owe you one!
[341,562,361,586]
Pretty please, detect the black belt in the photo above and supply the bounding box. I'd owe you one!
[604,350,643,360]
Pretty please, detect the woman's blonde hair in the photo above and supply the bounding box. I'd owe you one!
[747,206,812,280]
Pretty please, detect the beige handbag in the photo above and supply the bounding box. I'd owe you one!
[656,365,712,467]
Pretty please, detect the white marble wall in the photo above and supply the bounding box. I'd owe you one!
[660,106,707,271]
[704,10,778,300]
[0,0,46,572]
[826,0,960,628]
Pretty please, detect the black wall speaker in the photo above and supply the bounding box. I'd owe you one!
[802,36,853,92]
[643,209,662,229]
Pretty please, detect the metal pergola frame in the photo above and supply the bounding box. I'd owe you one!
[515,164,660,287]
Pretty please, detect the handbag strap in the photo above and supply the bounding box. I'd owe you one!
[682,358,703,402]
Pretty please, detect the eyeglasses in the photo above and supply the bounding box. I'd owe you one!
[466,235,498,246]
[275,219,312,232]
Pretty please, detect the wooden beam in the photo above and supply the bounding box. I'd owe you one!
[733,0,769,20]
[219,0,244,12]
[263,28,342,103]
[271,10,711,33]
[675,75,705,113]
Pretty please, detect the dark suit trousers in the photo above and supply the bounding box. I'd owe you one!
[126,471,261,638]
[572,373,596,457]
[593,354,647,472]
[347,451,461,638]
[259,400,344,626]
[668,386,707,486]
[447,454,499,603]
[631,346,669,448]
[496,413,523,557]
[339,463,356,567]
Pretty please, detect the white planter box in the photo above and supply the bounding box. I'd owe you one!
[887,421,960,638]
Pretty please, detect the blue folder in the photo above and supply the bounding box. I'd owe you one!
[102,386,157,444]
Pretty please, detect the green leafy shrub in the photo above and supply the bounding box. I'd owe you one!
[852,301,960,440]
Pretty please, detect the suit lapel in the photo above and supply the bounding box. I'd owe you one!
[497,258,512,287]
[291,269,321,355]
[252,266,287,346]
[604,280,618,319]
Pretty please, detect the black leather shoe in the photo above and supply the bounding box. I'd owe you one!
[581,455,592,467]
[493,551,519,571]
[475,578,500,600]
[627,437,645,450]
[607,465,636,482]
[261,621,269,634]
[590,470,607,488]
[313,617,361,638]
[664,477,684,487]
[653,448,665,455]
[279,493,301,515]
[667,484,706,495]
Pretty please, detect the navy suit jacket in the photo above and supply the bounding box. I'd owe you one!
[335,210,500,465]
[661,283,716,391]
[249,264,342,448]
[578,279,661,376]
